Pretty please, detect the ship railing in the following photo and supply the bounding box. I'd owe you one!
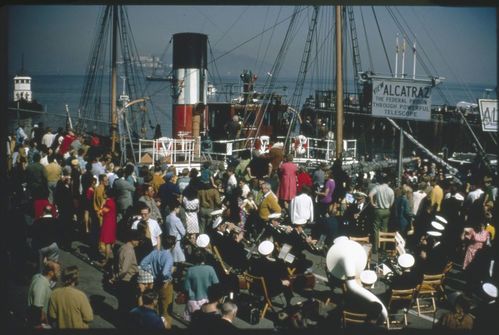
[138,137,199,168]
[279,135,357,165]
[204,135,357,166]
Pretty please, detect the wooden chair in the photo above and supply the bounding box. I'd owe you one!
[386,288,416,329]
[242,272,274,320]
[349,236,372,269]
[378,232,397,256]
[212,245,231,275]
[342,310,368,328]
[415,273,446,315]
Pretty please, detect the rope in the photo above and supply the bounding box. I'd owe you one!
[371,7,393,76]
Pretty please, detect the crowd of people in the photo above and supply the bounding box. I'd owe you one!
[6,124,499,331]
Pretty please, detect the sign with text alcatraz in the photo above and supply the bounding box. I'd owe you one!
[478,99,497,132]
[371,78,432,121]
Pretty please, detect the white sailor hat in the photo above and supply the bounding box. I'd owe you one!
[397,253,415,268]
[196,234,210,248]
[360,270,377,286]
[427,231,442,237]
[268,213,282,220]
[434,215,448,224]
[333,236,349,244]
[354,191,367,198]
[482,282,498,299]
[210,209,224,216]
[258,240,274,256]
[431,221,445,231]
[453,193,465,201]
[212,216,223,229]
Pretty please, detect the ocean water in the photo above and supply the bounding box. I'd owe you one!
[8,74,496,157]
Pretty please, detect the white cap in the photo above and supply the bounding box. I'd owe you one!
[196,234,210,248]
[434,215,448,224]
[431,221,445,231]
[268,213,282,219]
[258,240,274,256]
[354,191,368,198]
[427,231,442,237]
[360,270,377,285]
[397,253,415,268]
[210,209,223,216]
[212,216,223,229]
[453,193,465,201]
[482,282,498,299]
[333,236,349,244]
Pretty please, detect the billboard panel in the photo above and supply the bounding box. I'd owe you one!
[371,78,432,121]
[478,99,498,132]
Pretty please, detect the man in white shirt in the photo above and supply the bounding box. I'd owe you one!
[131,203,162,250]
[289,185,314,225]
[412,182,428,216]
[467,183,484,204]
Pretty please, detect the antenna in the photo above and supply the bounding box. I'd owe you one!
[412,40,417,80]
[401,37,406,79]
[394,34,399,78]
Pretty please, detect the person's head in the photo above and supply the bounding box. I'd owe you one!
[141,288,159,308]
[454,294,471,315]
[191,248,206,265]
[143,183,154,198]
[189,168,198,179]
[301,184,312,196]
[127,229,142,247]
[42,205,53,217]
[246,192,254,200]
[181,168,189,176]
[169,199,181,213]
[261,181,271,193]
[162,235,177,250]
[99,173,109,186]
[124,164,135,177]
[221,301,238,322]
[42,260,61,281]
[62,265,79,286]
[85,162,93,172]
[285,153,294,162]
[207,283,225,304]
[138,203,151,221]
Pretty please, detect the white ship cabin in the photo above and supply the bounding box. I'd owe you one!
[13,75,33,102]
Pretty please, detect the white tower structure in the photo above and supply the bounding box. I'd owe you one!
[13,74,32,102]
[13,56,33,102]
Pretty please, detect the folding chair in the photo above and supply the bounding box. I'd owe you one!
[378,232,397,257]
[342,310,368,328]
[386,288,416,329]
[415,273,446,315]
[242,272,275,320]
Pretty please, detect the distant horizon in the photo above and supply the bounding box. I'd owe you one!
[8,72,498,89]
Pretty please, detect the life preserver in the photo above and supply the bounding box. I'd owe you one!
[294,135,308,155]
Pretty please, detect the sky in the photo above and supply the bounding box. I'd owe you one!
[7,5,498,86]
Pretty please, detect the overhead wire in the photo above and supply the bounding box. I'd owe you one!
[371,6,393,76]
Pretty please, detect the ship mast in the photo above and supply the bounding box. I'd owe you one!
[335,5,344,159]
[111,5,118,153]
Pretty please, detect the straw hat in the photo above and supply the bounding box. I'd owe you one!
[397,254,415,268]
[258,240,274,256]
[360,270,377,286]
[482,282,498,299]
[210,209,224,216]
[427,231,442,237]
[434,215,448,224]
[431,221,445,231]
[212,216,223,229]
[196,234,210,248]
[268,213,282,220]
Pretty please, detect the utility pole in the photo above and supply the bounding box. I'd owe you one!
[397,128,404,187]
[335,5,344,159]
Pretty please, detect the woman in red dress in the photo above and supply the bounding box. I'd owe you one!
[98,188,117,266]
[277,153,298,208]
[296,166,313,194]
